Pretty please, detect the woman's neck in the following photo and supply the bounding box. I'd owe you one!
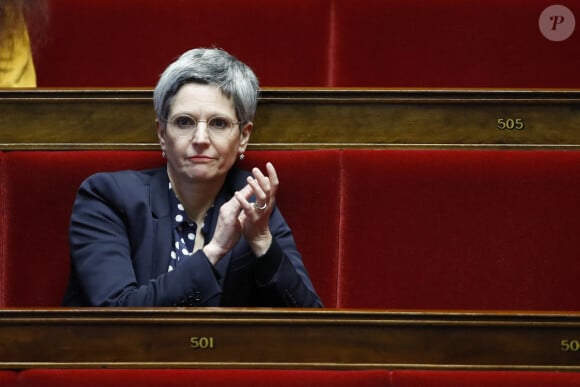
[168,171,224,223]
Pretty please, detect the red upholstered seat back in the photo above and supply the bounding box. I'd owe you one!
[0,371,17,387]
[14,369,580,386]
[330,0,580,88]
[34,0,332,87]
[33,1,579,88]
[0,153,4,305]
[1,150,339,307]
[390,370,580,386]
[2,151,164,307]
[240,150,341,307]
[4,148,580,310]
[18,369,389,387]
[338,149,580,310]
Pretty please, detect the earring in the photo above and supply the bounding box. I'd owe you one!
[162,150,166,159]
[239,153,245,161]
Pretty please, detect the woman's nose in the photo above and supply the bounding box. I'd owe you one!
[192,121,210,143]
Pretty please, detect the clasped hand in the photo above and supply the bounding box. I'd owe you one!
[203,162,278,265]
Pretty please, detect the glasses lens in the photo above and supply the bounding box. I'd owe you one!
[169,115,196,137]
[208,117,235,138]
[168,115,238,138]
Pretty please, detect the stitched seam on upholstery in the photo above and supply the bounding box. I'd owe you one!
[326,0,337,87]
[335,149,344,307]
[0,152,6,306]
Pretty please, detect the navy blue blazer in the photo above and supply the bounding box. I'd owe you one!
[62,166,322,307]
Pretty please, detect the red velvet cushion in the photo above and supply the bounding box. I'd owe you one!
[331,0,580,88]
[35,0,332,87]
[0,152,5,306]
[2,150,339,307]
[339,150,580,310]
[19,369,389,387]
[390,370,580,386]
[240,150,341,307]
[0,371,17,387]
[2,151,163,306]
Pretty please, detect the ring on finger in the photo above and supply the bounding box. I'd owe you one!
[252,202,268,210]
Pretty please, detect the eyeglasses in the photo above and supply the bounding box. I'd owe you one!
[164,114,240,139]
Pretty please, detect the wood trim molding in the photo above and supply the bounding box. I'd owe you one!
[1,308,580,370]
[1,88,580,150]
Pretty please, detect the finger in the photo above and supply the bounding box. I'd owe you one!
[234,190,253,213]
[251,167,272,196]
[237,183,254,201]
[237,209,247,225]
[222,184,252,216]
[247,175,267,204]
[265,162,279,196]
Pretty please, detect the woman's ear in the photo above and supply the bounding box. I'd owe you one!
[238,121,253,154]
[156,119,166,150]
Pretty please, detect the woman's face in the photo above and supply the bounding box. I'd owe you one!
[157,83,252,186]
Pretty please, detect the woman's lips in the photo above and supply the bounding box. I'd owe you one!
[188,155,214,163]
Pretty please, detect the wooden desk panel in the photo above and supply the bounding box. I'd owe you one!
[1,308,580,370]
[1,89,579,149]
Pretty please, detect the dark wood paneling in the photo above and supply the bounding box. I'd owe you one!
[1,308,580,370]
[1,89,579,149]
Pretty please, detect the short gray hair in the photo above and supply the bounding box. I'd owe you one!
[153,48,260,125]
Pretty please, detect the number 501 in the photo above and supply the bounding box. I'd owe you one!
[190,336,215,349]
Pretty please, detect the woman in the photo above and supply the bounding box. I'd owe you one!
[62,48,322,307]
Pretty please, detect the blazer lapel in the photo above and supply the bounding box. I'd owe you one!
[149,167,173,276]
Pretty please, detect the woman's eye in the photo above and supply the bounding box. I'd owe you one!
[174,116,195,128]
[210,118,228,130]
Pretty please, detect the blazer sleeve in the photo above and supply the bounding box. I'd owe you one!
[252,208,324,308]
[66,171,222,307]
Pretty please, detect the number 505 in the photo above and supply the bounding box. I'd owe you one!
[561,339,580,351]
[497,118,524,130]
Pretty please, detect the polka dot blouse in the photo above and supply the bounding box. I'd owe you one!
[167,181,214,272]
